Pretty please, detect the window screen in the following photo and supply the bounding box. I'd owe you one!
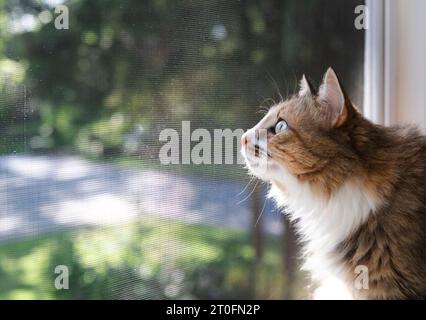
[0,0,364,299]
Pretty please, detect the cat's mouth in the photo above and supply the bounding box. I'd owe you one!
[241,141,275,178]
[243,143,271,160]
[254,144,272,158]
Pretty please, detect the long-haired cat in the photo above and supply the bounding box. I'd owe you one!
[241,68,426,299]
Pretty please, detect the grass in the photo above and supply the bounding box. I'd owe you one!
[0,217,307,299]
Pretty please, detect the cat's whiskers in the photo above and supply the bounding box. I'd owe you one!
[257,106,270,115]
[236,176,256,198]
[266,72,284,103]
[236,179,259,205]
[257,109,267,116]
[255,197,268,227]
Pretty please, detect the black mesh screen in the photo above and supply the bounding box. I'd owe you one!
[0,0,364,299]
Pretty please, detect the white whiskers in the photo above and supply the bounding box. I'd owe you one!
[236,179,259,205]
[255,197,268,227]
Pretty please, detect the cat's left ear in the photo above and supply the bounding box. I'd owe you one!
[318,67,351,128]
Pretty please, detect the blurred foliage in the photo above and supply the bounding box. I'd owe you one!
[0,0,363,300]
[0,0,364,158]
[0,218,309,299]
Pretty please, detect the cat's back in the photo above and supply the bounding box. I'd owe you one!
[344,124,426,299]
[393,125,426,203]
[372,125,426,298]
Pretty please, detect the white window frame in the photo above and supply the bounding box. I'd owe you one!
[364,0,426,131]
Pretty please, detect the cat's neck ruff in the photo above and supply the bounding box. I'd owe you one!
[268,167,382,284]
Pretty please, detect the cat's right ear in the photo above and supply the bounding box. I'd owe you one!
[299,74,317,97]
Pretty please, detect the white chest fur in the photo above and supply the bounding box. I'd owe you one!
[268,169,380,298]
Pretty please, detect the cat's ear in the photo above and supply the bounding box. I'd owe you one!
[299,74,317,96]
[318,67,348,128]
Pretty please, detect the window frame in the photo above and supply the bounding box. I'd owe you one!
[364,0,426,131]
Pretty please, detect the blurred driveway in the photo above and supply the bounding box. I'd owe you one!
[0,154,281,242]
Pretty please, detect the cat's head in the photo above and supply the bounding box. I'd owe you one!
[241,68,364,196]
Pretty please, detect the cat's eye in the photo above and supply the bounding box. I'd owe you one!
[275,120,288,133]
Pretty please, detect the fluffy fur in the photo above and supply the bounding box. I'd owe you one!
[241,68,426,299]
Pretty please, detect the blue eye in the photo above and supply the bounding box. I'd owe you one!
[275,120,288,133]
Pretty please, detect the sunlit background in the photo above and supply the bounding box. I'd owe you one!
[0,0,364,299]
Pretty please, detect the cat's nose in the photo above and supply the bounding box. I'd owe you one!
[241,133,248,145]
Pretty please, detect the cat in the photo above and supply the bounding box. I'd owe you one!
[241,68,426,299]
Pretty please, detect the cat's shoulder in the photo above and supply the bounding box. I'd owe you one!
[386,124,426,157]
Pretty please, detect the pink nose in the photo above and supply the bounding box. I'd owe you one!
[241,134,248,145]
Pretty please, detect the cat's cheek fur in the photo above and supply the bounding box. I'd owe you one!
[268,165,383,299]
